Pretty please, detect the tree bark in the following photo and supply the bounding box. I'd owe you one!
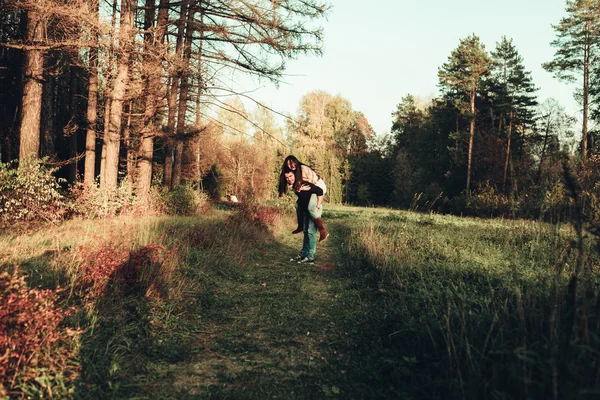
[163,1,187,188]
[466,88,475,192]
[582,21,590,163]
[99,0,118,185]
[100,97,110,183]
[503,109,513,193]
[173,0,194,187]
[137,0,170,201]
[194,5,205,190]
[19,10,45,163]
[123,101,134,193]
[102,0,134,190]
[84,0,99,187]
[68,65,79,182]
[40,72,55,157]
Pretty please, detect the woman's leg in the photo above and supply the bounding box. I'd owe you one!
[306,194,319,220]
[307,194,328,242]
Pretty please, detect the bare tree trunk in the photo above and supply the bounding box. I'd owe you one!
[100,97,110,183]
[194,4,205,191]
[163,2,186,188]
[502,109,513,193]
[455,114,459,134]
[466,88,475,192]
[102,0,134,190]
[498,117,503,137]
[172,141,184,186]
[137,0,170,201]
[537,117,551,181]
[582,22,590,163]
[84,0,99,187]
[68,65,79,183]
[19,10,45,162]
[123,101,134,193]
[164,137,175,188]
[40,73,55,157]
[100,0,118,186]
[173,0,194,187]
[195,63,202,191]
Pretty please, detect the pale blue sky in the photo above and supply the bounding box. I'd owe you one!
[240,0,579,135]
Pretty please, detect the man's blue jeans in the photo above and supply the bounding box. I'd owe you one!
[299,194,321,259]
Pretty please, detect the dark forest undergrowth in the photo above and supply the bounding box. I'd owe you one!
[2,204,600,399]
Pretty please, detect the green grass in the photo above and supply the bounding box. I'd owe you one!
[1,204,599,399]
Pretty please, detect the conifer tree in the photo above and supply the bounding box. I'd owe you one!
[490,36,538,192]
[438,34,491,192]
[543,0,600,162]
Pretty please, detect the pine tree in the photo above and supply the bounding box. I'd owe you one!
[438,34,492,192]
[543,0,600,162]
[490,36,538,192]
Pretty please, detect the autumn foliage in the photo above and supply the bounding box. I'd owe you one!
[76,242,180,304]
[0,267,79,398]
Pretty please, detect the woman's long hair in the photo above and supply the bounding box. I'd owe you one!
[278,155,304,195]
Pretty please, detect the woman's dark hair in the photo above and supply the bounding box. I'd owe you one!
[278,155,305,195]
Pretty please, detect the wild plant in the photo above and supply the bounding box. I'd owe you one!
[0,158,68,228]
[0,266,80,398]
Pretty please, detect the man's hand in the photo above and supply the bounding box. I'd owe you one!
[299,184,311,191]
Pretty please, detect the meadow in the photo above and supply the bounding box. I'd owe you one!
[1,202,599,399]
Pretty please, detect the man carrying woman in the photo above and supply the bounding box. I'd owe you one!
[278,155,329,264]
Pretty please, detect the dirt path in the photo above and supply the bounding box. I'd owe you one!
[164,222,392,399]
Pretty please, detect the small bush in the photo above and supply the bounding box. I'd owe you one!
[70,179,135,218]
[0,158,68,228]
[150,184,210,216]
[0,267,79,398]
[467,183,510,217]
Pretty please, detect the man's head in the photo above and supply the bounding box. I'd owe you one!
[284,171,295,186]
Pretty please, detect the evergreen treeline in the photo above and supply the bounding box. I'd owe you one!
[344,20,600,221]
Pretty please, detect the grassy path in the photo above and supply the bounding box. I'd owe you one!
[6,208,599,398]
[162,221,404,399]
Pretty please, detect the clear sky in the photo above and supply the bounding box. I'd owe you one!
[239,0,579,136]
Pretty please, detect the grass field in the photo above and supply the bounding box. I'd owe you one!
[1,203,599,399]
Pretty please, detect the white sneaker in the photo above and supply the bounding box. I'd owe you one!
[290,255,303,262]
[297,257,315,264]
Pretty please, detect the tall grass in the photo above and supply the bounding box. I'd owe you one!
[343,209,600,399]
[0,202,288,398]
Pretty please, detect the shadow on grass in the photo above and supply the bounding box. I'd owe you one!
[73,215,285,399]
[74,246,162,399]
[2,250,71,290]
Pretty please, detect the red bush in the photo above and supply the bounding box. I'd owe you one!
[0,267,79,397]
[77,243,131,300]
[76,243,178,302]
